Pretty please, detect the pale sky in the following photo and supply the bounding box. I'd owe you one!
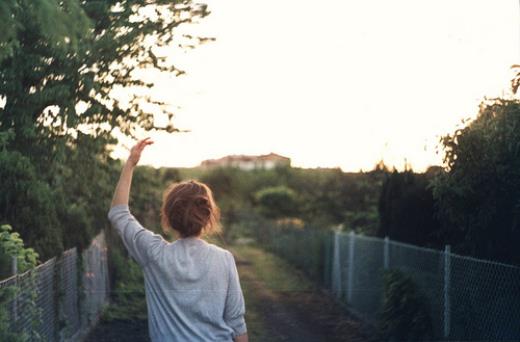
[115,0,520,172]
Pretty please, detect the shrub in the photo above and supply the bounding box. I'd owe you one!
[254,186,299,219]
[380,270,433,341]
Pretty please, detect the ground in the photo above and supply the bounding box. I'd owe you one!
[86,244,373,342]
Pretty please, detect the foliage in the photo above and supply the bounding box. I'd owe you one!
[0,1,211,331]
[130,166,165,229]
[199,166,384,234]
[0,224,39,276]
[431,99,520,264]
[0,148,62,259]
[380,270,433,341]
[377,167,442,248]
[0,0,209,142]
[0,0,90,63]
[0,224,40,342]
[103,243,147,321]
[284,167,384,233]
[0,0,209,259]
[254,186,299,219]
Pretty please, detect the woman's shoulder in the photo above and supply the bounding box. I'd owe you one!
[206,242,230,254]
[205,242,235,261]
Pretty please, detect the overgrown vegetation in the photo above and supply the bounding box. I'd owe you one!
[103,245,147,322]
[380,270,433,341]
[0,224,40,342]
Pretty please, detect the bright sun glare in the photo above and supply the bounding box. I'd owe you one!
[112,0,520,172]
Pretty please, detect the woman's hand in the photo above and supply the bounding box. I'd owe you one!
[127,137,154,167]
[111,138,154,207]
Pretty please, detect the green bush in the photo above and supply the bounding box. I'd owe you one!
[254,186,299,219]
[380,270,433,341]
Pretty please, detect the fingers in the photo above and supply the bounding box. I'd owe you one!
[141,137,154,146]
[136,138,154,150]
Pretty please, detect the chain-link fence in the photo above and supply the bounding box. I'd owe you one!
[331,231,520,340]
[264,229,520,340]
[0,231,109,341]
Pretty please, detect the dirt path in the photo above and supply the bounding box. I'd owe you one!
[233,246,373,342]
[86,319,149,342]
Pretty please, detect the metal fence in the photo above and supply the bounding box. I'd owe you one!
[264,228,520,340]
[0,231,110,341]
[329,231,520,340]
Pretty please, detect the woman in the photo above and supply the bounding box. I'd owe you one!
[108,138,248,342]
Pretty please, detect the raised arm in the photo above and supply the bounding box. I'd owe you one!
[111,138,154,207]
[108,138,165,267]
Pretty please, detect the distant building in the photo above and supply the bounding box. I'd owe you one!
[200,153,291,170]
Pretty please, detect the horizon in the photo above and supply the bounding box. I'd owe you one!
[129,150,440,173]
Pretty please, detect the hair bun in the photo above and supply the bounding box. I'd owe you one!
[194,197,209,208]
[161,180,221,238]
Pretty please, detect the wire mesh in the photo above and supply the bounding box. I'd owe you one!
[59,248,80,339]
[0,232,109,341]
[267,227,332,286]
[450,254,520,340]
[36,258,58,341]
[349,235,385,324]
[388,240,445,339]
[268,229,520,341]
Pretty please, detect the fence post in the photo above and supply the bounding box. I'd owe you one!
[11,256,18,322]
[323,232,332,287]
[347,231,355,303]
[332,232,341,298]
[383,236,389,269]
[444,245,451,339]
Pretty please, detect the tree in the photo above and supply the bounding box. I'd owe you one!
[1,0,209,145]
[431,99,520,264]
[377,169,441,247]
[0,0,210,259]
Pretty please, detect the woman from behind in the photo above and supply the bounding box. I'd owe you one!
[108,138,248,342]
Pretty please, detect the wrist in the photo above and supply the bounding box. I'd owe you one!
[124,159,136,170]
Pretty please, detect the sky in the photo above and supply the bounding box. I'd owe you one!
[115,0,520,172]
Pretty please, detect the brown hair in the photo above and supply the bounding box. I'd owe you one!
[161,180,220,238]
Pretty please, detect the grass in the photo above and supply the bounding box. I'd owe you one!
[102,250,147,322]
[229,243,317,340]
[230,244,315,293]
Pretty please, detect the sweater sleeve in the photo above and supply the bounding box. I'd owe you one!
[223,252,247,337]
[108,204,166,267]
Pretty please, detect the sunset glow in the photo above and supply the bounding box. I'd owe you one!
[115,0,520,172]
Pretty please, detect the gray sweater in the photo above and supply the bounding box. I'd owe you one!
[108,205,247,342]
